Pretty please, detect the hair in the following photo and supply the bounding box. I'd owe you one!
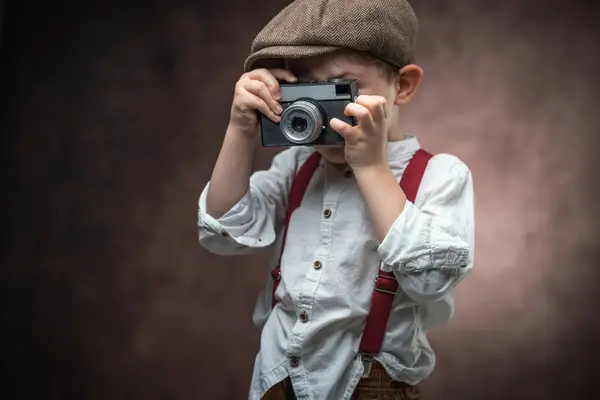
[343,50,402,82]
[282,49,406,82]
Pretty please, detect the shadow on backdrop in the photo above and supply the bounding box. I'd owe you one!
[0,0,599,399]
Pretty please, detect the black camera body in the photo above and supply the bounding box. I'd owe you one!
[260,79,359,147]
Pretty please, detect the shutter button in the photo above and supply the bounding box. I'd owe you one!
[323,208,332,218]
[290,356,300,368]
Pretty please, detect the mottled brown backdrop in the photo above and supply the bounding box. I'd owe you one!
[1,0,599,399]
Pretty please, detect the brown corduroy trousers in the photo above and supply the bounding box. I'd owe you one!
[261,361,421,400]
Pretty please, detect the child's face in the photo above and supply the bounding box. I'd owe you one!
[285,51,401,165]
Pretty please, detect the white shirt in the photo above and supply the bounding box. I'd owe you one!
[197,136,475,400]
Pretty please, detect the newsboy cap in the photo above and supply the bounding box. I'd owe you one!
[244,0,418,72]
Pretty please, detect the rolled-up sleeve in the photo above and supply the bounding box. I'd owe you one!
[197,147,307,256]
[377,154,475,303]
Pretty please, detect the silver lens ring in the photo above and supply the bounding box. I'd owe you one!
[280,101,323,144]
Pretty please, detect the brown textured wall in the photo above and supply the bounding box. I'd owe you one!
[1,0,598,399]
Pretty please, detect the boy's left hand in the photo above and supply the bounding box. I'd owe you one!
[330,95,390,171]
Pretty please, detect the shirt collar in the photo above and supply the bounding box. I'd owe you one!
[387,134,421,163]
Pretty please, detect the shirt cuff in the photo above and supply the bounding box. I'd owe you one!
[377,200,469,273]
[197,182,274,247]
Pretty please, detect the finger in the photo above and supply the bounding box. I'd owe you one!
[355,95,387,122]
[245,68,297,100]
[344,103,376,133]
[239,88,280,123]
[243,79,283,116]
[244,69,281,100]
[330,118,359,143]
[269,68,298,83]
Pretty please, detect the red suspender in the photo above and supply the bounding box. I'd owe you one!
[358,149,433,357]
[271,149,433,360]
[271,151,322,307]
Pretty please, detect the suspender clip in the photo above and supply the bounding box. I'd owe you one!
[361,353,375,378]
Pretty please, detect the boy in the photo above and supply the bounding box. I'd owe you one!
[197,0,475,399]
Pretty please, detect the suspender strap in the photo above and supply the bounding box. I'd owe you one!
[358,149,433,356]
[271,151,322,307]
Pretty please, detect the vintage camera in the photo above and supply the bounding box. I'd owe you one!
[260,79,359,147]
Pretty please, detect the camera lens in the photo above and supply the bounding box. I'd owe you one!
[280,101,323,144]
[291,117,307,132]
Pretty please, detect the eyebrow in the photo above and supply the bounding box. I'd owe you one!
[336,71,361,79]
[298,73,359,82]
[295,69,361,82]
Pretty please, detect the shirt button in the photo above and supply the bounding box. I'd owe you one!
[220,231,229,238]
[299,311,308,322]
[313,260,322,270]
[343,169,353,178]
[323,208,332,218]
[290,356,300,368]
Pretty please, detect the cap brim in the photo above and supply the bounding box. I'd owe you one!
[244,45,341,72]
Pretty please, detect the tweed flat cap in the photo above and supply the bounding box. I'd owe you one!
[244,0,418,72]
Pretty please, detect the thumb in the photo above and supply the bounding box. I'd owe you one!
[330,118,355,140]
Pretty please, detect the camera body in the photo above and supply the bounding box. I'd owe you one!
[260,79,359,147]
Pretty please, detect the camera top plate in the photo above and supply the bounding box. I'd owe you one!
[279,79,358,103]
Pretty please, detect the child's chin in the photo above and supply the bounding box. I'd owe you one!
[315,145,346,164]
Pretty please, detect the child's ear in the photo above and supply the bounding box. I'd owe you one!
[394,64,423,106]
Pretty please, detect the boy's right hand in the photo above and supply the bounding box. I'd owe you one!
[229,68,298,137]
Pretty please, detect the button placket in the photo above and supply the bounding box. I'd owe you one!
[287,184,338,350]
